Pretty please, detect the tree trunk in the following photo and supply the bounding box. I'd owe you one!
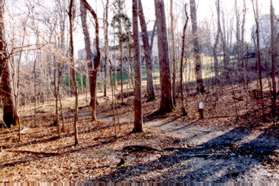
[120,39,124,104]
[69,0,79,145]
[103,0,109,97]
[80,0,96,120]
[0,0,19,128]
[179,4,189,115]
[80,0,101,121]
[213,0,221,80]
[252,0,263,99]
[138,0,155,101]
[132,0,143,133]
[235,0,241,69]
[270,0,277,116]
[154,0,174,113]
[189,0,205,94]
[90,71,98,121]
[15,18,28,111]
[57,0,66,132]
[53,56,60,136]
[221,11,229,79]
[170,0,176,105]
[241,0,247,88]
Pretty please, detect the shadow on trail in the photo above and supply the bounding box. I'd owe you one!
[93,108,279,182]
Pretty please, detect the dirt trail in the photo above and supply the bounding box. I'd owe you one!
[96,112,279,182]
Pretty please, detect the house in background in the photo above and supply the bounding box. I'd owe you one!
[77,30,159,72]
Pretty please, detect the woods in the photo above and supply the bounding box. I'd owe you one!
[0,0,279,183]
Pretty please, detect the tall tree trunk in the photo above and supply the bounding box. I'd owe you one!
[53,56,60,136]
[69,0,79,145]
[221,12,229,78]
[170,0,176,105]
[138,0,155,101]
[80,0,101,121]
[120,39,124,104]
[32,34,38,128]
[15,18,28,111]
[80,0,96,120]
[270,0,277,116]
[132,0,143,133]
[0,0,19,128]
[190,0,205,94]
[154,0,174,113]
[57,0,66,132]
[180,4,189,115]
[213,0,221,80]
[241,0,247,88]
[150,21,157,54]
[252,0,263,99]
[103,0,109,97]
[235,0,241,69]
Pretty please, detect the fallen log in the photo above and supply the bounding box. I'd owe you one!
[7,149,58,156]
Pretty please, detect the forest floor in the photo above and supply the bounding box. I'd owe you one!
[0,79,279,183]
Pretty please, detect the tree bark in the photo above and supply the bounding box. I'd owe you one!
[241,0,247,88]
[221,11,229,78]
[80,0,96,120]
[103,0,109,97]
[57,0,66,132]
[251,0,263,99]
[189,0,205,94]
[213,0,221,80]
[0,0,19,128]
[138,0,155,101]
[154,0,174,113]
[119,38,124,104]
[235,0,241,68]
[170,0,176,105]
[80,0,101,121]
[132,0,143,133]
[270,0,277,116]
[69,0,79,145]
[180,4,189,115]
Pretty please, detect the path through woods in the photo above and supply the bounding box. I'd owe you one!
[0,79,279,182]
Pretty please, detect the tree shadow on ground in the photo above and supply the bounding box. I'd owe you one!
[0,134,126,169]
[92,108,279,182]
[0,121,128,150]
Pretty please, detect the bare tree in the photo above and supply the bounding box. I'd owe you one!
[170,0,176,105]
[0,0,19,128]
[251,0,263,99]
[221,9,229,78]
[14,15,29,112]
[68,0,79,145]
[32,29,39,128]
[190,0,205,94]
[132,0,143,133]
[80,0,95,120]
[241,0,248,88]
[103,0,109,97]
[138,0,155,101]
[56,0,67,132]
[179,3,189,116]
[270,0,277,116]
[80,0,101,121]
[111,0,131,105]
[235,0,241,67]
[154,0,174,113]
[213,0,221,80]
